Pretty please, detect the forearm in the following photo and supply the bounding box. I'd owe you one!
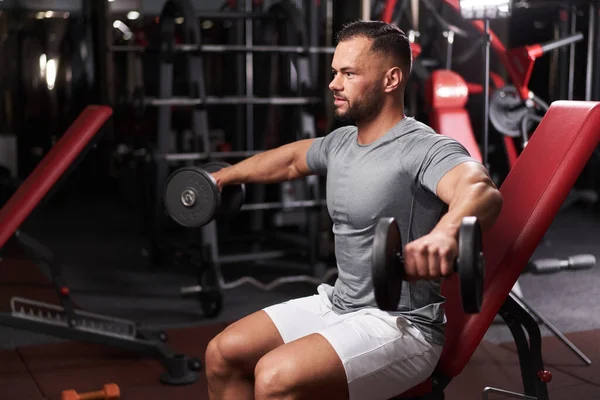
[212,140,312,188]
[434,181,503,238]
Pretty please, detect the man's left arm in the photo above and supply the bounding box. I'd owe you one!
[403,161,503,279]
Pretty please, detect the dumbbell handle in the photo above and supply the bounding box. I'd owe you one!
[529,254,596,274]
[63,391,114,400]
[62,383,120,400]
[79,391,108,400]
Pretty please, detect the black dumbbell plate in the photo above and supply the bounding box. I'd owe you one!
[164,166,219,228]
[458,216,485,314]
[372,217,405,311]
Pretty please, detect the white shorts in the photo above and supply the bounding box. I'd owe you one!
[263,284,443,400]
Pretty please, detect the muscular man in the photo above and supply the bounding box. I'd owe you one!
[205,20,503,400]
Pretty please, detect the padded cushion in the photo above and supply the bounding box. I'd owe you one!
[425,70,469,109]
[0,106,112,249]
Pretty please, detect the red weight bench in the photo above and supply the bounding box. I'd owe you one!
[0,106,201,386]
[393,100,600,400]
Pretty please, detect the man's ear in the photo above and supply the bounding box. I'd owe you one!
[384,66,403,93]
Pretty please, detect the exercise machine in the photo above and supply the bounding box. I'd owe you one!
[0,106,202,386]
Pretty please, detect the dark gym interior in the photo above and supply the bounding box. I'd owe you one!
[1,0,600,399]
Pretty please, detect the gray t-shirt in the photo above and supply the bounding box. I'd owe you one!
[306,117,474,345]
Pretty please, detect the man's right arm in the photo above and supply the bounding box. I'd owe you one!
[211,139,315,189]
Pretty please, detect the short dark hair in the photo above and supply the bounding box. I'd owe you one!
[336,20,412,81]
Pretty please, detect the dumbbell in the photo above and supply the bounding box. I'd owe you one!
[527,254,596,274]
[164,161,246,228]
[61,383,120,400]
[371,216,485,314]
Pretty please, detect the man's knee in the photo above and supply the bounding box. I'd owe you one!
[254,354,297,399]
[205,330,248,379]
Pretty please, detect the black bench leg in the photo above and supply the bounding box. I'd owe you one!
[499,293,550,400]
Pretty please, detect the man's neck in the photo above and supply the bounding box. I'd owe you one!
[356,103,406,145]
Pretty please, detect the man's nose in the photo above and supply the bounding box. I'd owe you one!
[329,74,342,92]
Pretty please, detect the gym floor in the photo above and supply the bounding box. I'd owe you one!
[0,191,599,399]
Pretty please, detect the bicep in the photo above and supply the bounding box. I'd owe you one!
[291,139,317,178]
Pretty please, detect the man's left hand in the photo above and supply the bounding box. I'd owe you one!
[403,230,457,280]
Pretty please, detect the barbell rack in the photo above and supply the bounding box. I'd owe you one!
[129,0,330,319]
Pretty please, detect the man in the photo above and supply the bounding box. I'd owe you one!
[205,20,503,400]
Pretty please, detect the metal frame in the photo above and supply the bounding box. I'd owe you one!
[510,290,591,365]
[415,293,552,399]
[498,293,551,400]
[0,231,201,385]
[146,0,329,313]
[482,387,537,400]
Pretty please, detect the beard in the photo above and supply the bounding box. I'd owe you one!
[334,85,384,125]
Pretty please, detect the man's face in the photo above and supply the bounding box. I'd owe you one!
[329,37,386,124]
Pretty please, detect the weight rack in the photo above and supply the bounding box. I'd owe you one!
[107,0,336,316]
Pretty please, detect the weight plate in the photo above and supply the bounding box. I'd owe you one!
[202,161,246,214]
[458,216,485,314]
[489,85,531,137]
[372,217,405,311]
[164,166,219,228]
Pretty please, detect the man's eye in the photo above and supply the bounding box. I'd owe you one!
[345,72,354,77]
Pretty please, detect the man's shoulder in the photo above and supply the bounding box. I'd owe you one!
[395,117,437,137]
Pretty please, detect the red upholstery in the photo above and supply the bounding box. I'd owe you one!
[425,70,483,162]
[0,105,112,249]
[397,101,600,397]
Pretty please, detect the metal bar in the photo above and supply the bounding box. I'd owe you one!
[203,44,335,54]
[512,292,592,365]
[181,267,337,293]
[499,306,537,395]
[163,150,263,162]
[144,96,321,106]
[502,293,552,399]
[362,0,371,20]
[235,17,245,156]
[195,11,281,19]
[568,7,577,100]
[595,0,600,100]
[109,44,336,54]
[0,313,159,354]
[483,19,491,169]
[539,32,584,53]
[482,387,537,400]
[245,0,253,153]
[218,250,289,264]
[241,199,326,211]
[586,2,596,100]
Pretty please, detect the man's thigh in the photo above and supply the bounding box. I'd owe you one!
[319,310,443,400]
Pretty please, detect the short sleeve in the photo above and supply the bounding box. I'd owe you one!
[306,137,329,175]
[418,136,476,196]
[306,127,353,175]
